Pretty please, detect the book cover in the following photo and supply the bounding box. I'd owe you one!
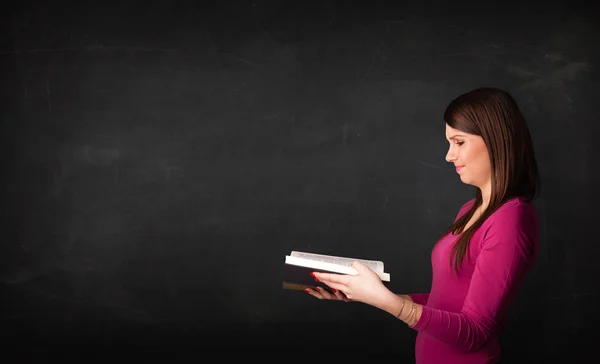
[282,251,390,294]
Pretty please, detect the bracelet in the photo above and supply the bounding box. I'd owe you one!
[405,302,416,324]
[396,299,406,319]
[408,303,419,327]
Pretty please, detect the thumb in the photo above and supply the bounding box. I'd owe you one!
[351,261,367,272]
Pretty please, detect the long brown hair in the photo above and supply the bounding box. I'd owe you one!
[438,87,540,273]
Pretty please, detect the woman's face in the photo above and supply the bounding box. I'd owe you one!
[445,123,491,190]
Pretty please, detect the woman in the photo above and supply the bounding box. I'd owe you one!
[308,87,540,364]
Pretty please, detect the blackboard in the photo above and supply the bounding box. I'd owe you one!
[1,0,599,361]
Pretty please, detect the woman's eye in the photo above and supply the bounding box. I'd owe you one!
[455,141,464,146]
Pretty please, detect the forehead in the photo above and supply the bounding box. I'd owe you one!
[445,124,467,138]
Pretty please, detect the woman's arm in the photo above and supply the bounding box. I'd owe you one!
[377,206,538,352]
[408,207,538,352]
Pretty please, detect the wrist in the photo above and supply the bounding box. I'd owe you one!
[398,299,412,321]
[374,291,423,326]
[400,301,422,326]
[391,296,423,326]
[377,290,407,317]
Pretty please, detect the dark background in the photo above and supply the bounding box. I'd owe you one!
[1,0,599,361]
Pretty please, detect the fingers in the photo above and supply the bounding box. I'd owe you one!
[306,272,354,302]
[305,287,344,301]
[312,279,347,293]
[312,272,350,285]
[333,289,351,302]
[304,287,325,299]
[315,287,335,299]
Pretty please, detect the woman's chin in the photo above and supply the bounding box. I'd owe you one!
[458,175,472,185]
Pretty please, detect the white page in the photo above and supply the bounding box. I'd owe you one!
[290,251,384,272]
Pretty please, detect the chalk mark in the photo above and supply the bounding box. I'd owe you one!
[7,285,205,330]
[46,78,51,114]
[0,45,178,56]
[416,159,451,172]
[219,52,257,67]
[328,12,336,26]
[380,193,390,211]
[357,39,385,93]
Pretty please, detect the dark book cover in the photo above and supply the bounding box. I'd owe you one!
[282,263,389,294]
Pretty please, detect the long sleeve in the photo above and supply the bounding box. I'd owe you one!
[411,205,539,352]
[408,293,430,305]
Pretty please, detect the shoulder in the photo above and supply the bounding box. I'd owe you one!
[480,196,540,249]
[487,196,538,227]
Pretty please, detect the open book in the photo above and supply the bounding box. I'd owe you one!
[282,251,390,293]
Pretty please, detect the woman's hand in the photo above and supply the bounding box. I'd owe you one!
[311,261,392,308]
[304,286,351,302]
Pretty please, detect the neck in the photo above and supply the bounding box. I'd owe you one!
[479,181,491,209]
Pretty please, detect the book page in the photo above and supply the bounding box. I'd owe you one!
[290,251,384,272]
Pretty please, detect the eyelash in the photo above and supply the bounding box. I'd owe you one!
[454,141,464,146]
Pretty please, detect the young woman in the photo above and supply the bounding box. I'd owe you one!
[308,87,540,364]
